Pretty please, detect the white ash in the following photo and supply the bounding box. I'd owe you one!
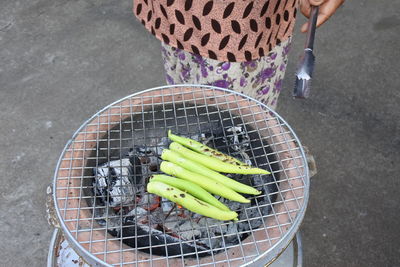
[224,126,253,165]
[133,137,169,159]
[133,137,168,179]
[160,197,176,213]
[93,158,135,207]
[226,126,250,151]
[125,207,147,218]
[178,220,202,240]
[137,192,158,207]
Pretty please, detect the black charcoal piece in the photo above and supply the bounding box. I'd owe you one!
[119,220,210,257]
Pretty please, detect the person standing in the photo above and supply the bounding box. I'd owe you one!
[133,0,344,109]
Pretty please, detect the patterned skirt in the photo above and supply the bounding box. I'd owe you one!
[161,38,291,110]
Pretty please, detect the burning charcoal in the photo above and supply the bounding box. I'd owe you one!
[225,223,240,243]
[239,207,264,230]
[125,207,148,218]
[160,197,176,212]
[93,158,135,207]
[194,219,227,249]
[125,153,145,194]
[177,221,202,240]
[199,235,222,250]
[225,126,250,152]
[110,161,134,205]
[163,218,181,233]
[188,134,201,142]
[135,146,154,155]
[138,192,161,212]
[198,132,216,146]
[155,136,170,156]
[225,198,248,211]
[118,221,210,257]
[198,126,252,166]
[226,172,251,186]
[148,209,168,225]
[213,222,229,235]
[128,154,142,179]
[90,124,280,259]
[93,167,108,204]
[236,177,276,231]
[133,145,161,177]
[107,215,124,235]
[251,174,267,192]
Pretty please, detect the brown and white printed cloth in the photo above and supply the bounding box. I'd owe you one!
[134,0,298,62]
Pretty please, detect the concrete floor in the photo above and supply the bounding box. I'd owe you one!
[0,0,399,266]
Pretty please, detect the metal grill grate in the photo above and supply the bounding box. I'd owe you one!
[53,85,309,267]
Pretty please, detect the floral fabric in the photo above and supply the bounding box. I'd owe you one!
[161,38,291,110]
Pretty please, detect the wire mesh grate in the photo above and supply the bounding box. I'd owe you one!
[53,85,309,267]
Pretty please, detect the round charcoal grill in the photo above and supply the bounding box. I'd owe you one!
[52,85,309,266]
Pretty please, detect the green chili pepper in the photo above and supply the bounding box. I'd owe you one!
[147,181,238,221]
[169,142,270,175]
[168,130,247,166]
[161,149,261,195]
[150,174,231,211]
[160,161,250,203]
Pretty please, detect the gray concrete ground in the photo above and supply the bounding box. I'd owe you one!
[0,0,399,266]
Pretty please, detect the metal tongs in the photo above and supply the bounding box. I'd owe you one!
[293,6,319,99]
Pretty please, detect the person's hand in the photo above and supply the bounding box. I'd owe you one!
[299,0,345,32]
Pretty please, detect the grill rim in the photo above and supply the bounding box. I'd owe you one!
[52,84,310,267]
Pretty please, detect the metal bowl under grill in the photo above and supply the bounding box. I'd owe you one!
[53,85,309,266]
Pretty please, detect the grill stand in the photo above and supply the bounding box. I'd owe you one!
[47,228,302,267]
[47,183,305,267]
